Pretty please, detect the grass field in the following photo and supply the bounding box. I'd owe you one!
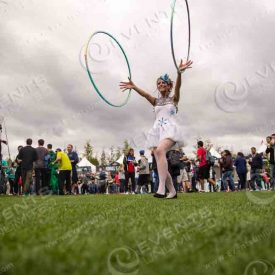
[1,192,275,275]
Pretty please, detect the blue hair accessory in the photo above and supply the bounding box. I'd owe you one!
[160,74,171,84]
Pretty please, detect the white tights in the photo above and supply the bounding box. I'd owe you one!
[154,139,177,195]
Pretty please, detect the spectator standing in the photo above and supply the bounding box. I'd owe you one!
[151,150,159,193]
[34,139,48,194]
[118,164,125,193]
[219,150,235,192]
[53,148,72,195]
[14,145,23,195]
[114,172,120,193]
[136,150,150,194]
[249,147,263,190]
[5,162,16,195]
[123,148,137,194]
[234,152,247,190]
[45,144,58,194]
[266,135,275,190]
[167,149,182,193]
[67,144,79,194]
[17,138,38,195]
[197,141,217,192]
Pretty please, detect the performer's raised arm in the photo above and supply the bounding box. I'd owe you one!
[173,60,193,104]
[120,78,156,106]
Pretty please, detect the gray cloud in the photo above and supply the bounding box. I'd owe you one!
[1,0,274,158]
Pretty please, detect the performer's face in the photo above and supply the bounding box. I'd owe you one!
[157,80,171,96]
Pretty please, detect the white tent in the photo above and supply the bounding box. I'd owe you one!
[115,153,153,165]
[115,151,153,164]
[115,155,124,165]
[77,157,96,172]
[210,147,221,158]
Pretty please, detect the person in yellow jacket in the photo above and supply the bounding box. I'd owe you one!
[53,148,72,195]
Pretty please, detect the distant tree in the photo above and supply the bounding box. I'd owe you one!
[122,139,130,154]
[83,140,99,166]
[107,146,117,163]
[100,149,107,166]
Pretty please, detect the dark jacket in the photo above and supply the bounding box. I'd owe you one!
[18,146,38,170]
[250,153,263,170]
[123,154,137,174]
[68,151,79,170]
[34,146,48,169]
[234,156,247,174]
[167,151,181,177]
[266,145,275,164]
[220,155,233,171]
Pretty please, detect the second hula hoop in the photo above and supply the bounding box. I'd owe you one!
[170,0,191,72]
[84,31,132,107]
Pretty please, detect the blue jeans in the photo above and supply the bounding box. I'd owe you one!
[222,170,235,191]
[88,183,98,194]
[251,169,262,190]
[119,179,125,193]
[153,172,159,193]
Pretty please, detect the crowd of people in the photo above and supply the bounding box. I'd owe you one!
[0,138,79,196]
[0,133,274,196]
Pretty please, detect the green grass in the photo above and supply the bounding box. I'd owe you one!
[1,192,275,275]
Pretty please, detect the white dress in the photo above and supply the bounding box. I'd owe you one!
[146,96,185,149]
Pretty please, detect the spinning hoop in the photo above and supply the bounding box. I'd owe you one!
[84,31,132,107]
[170,0,191,72]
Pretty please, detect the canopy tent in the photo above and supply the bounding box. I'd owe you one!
[210,147,221,158]
[114,155,124,165]
[115,153,153,165]
[77,157,96,172]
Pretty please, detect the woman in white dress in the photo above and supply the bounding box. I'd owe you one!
[120,60,193,199]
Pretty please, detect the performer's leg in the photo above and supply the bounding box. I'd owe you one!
[154,139,176,195]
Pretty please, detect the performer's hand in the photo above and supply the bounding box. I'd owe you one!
[119,78,136,92]
[178,59,193,73]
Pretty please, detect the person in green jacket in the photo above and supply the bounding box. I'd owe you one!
[45,144,59,194]
[5,162,16,195]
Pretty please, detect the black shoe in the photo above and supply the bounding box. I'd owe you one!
[153,193,166,198]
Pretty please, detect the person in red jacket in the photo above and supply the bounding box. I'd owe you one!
[197,141,217,192]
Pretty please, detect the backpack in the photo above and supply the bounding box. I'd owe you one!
[99,171,106,180]
[206,151,215,166]
[168,150,182,168]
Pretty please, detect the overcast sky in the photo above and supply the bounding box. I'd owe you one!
[1,0,275,158]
